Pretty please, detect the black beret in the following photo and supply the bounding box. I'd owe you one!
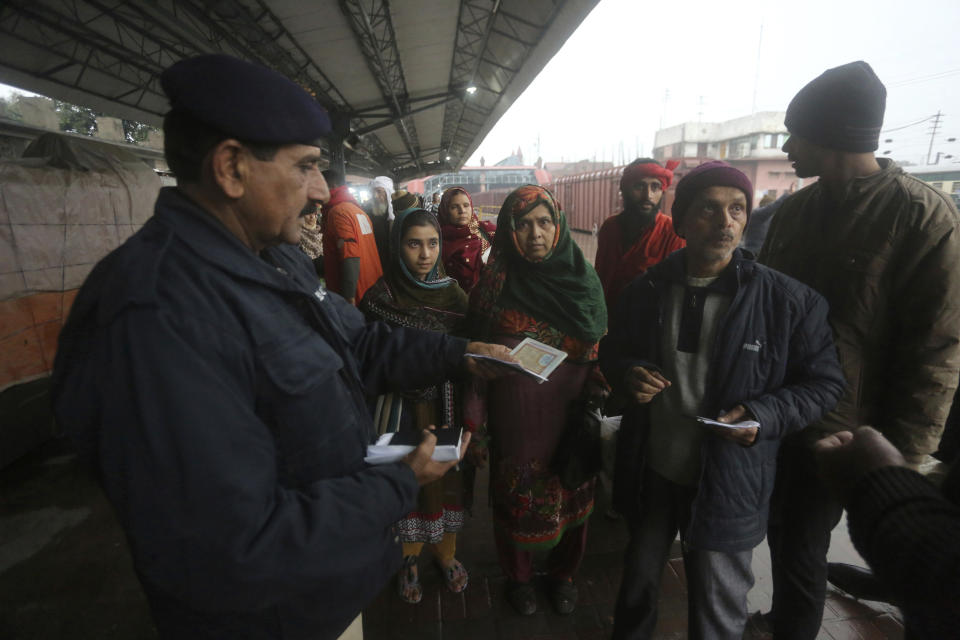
[160,54,331,145]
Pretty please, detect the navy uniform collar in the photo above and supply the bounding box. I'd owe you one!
[154,187,315,296]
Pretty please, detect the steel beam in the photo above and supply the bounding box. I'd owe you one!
[338,0,422,173]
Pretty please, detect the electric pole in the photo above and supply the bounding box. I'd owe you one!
[927,110,943,165]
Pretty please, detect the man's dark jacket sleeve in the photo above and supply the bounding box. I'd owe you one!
[846,464,960,636]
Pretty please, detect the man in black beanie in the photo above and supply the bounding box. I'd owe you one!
[757,61,960,640]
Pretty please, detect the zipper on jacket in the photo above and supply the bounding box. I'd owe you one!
[687,261,748,541]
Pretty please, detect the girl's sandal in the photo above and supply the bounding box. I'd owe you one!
[397,555,422,604]
[438,558,469,593]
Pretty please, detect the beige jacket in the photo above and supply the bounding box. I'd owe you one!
[759,159,960,462]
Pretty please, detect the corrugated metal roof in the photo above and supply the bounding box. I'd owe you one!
[0,0,600,179]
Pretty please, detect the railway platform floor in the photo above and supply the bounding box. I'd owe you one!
[1,436,905,640]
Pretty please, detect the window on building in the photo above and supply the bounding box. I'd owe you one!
[768,171,780,178]
[932,182,943,190]
[952,182,960,193]
[765,134,776,148]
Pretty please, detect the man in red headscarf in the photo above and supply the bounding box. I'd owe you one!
[595,158,685,310]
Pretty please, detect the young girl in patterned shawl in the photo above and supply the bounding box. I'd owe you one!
[465,184,608,616]
[297,204,323,276]
[360,206,470,604]
[439,187,496,293]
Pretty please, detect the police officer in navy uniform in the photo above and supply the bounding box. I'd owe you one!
[52,54,513,640]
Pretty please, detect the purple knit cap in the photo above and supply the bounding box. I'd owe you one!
[671,161,754,233]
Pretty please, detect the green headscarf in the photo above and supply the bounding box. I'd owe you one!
[478,185,606,343]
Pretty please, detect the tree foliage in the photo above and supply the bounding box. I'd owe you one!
[5,94,158,143]
[0,96,23,121]
[122,119,157,144]
[53,99,99,136]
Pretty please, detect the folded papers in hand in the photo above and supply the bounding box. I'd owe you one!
[364,428,463,465]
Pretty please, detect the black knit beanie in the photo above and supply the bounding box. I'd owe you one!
[785,61,886,152]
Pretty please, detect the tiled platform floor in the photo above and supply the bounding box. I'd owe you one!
[1,436,903,640]
[362,464,904,640]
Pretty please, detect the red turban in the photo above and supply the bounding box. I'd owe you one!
[620,159,681,191]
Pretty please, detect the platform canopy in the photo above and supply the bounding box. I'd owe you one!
[0,0,599,179]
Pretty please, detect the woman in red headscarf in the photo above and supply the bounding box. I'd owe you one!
[438,187,496,293]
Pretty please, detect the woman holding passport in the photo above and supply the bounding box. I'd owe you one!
[360,201,470,604]
[465,184,608,616]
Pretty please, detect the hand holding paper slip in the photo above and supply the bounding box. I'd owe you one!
[365,428,465,465]
[695,416,760,430]
[465,337,568,383]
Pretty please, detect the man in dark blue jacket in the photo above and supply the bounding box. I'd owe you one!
[600,162,844,640]
[51,55,512,640]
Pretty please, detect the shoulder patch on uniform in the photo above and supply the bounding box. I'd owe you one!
[356,214,373,235]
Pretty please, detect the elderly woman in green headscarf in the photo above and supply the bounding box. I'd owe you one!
[360,198,471,605]
[465,184,607,617]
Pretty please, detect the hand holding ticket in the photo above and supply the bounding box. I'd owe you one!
[695,416,760,430]
[465,337,568,383]
[695,404,759,446]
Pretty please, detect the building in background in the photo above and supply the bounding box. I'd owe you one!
[907,166,960,207]
[653,111,804,200]
[544,159,615,178]
[404,148,551,196]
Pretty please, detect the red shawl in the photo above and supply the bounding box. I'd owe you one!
[594,212,685,310]
[439,187,495,293]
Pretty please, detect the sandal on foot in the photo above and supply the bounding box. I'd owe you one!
[397,556,422,604]
[438,559,469,593]
[506,581,537,616]
[550,578,578,615]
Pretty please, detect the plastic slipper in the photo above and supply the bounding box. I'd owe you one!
[397,555,422,604]
[437,558,469,593]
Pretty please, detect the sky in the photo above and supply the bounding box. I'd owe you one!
[2,0,958,170]
[465,0,960,169]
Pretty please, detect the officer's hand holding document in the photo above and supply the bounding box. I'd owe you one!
[465,337,567,383]
[365,427,465,465]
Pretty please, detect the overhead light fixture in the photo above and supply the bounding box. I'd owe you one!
[466,86,477,95]
[446,155,452,161]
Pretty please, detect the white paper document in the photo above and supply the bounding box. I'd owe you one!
[466,337,568,383]
[364,428,464,465]
[695,416,760,430]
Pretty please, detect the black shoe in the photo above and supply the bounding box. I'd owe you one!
[506,581,537,616]
[827,562,899,604]
[549,578,578,615]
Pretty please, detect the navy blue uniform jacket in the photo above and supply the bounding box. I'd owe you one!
[599,249,844,552]
[52,188,469,639]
